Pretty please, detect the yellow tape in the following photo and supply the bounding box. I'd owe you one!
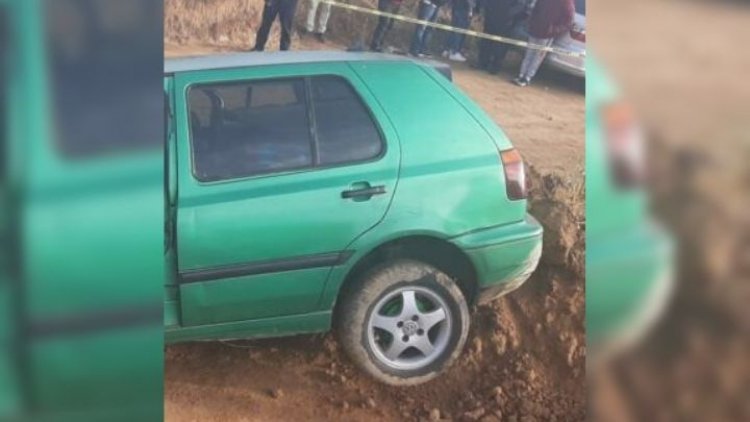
[322,0,586,58]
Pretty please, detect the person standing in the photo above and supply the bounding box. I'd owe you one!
[305,0,332,42]
[409,0,449,57]
[370,0,404,52]
[476,0,528,73]
[513,0,574,86]
[253,0,301,51]
[442,0,475,62]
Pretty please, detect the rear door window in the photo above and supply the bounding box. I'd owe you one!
[311,76,383,166]
[188,78,313,182]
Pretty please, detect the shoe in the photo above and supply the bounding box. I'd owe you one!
[513,76,529,87]
[441,50,450,58]
[448,52,467,62]
[315,33,325,43]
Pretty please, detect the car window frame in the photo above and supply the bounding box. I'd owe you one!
[185,74,387,185]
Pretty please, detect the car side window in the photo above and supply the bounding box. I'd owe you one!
[188,78,313,182]
[311,76,383,166]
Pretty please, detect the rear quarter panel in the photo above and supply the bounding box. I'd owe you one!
[319,61,528,308]
[350,61,524,234]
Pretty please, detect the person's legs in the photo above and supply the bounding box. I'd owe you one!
[487,25,513,73]
[478,17,497,69]
[410,2,437,55]
[254,0,281,51]
[518,36,553,81]
[305,0,320,33]
[445,1,470,54]
[278,0,300,50]
[370,0,392,50]
[317,1,332,33]
[420,4,440,55]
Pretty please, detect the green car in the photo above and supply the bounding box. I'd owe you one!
[586,58,674,359]
[164,52,543,384]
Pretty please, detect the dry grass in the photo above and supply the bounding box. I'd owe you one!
[165,0,481,54]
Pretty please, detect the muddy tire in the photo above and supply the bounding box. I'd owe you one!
[336,259,470,386]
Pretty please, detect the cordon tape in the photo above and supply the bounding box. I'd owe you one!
[322,0,586,58]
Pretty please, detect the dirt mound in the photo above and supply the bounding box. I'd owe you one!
[527,165,585,278]
[167,271,584,422]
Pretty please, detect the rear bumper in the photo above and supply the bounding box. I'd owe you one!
[452,215,543,304]
[587,221,674,353]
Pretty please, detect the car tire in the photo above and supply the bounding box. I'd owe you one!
[336,259,470,386]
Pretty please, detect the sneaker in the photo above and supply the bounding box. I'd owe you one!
[448,51,467,62]
[315,33,325,43]
[513,76,529,87]
[441,50,450,58]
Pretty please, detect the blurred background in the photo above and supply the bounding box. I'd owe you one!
[1,0,163,420]
[588,0,749,421]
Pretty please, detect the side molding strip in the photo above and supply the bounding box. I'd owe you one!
[177,251,354,284]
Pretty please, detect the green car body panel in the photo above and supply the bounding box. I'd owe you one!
[164,53,542,342]
[585,57,674,349]
[2,0,163,418]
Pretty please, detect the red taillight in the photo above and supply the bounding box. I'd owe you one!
[570,25,586,42]
[603,102,645,189]
[500,149,527,200]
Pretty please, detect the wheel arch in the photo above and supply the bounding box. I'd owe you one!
[333,235,480,318]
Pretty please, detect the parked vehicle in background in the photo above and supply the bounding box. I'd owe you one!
[513,0,586,78]
[164,51,543,385]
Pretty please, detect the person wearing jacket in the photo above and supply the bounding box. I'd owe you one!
[476,0,528,74]
[513,0,574,86]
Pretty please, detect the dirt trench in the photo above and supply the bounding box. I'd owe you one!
[164,1,586,420]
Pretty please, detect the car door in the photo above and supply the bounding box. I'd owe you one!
[174,62,400,326]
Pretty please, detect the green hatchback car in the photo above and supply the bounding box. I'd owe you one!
[164,52,543,384]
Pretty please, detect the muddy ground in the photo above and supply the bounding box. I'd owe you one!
[164,2,585,420]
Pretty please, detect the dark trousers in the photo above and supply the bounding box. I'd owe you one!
[253,0,300,51]
[445,1,471,53]
[370,0,402,51]
[478,21,513,72]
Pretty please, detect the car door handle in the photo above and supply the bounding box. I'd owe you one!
[341,185,386,199]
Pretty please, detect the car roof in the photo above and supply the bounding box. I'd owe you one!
[164,51,415,74]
